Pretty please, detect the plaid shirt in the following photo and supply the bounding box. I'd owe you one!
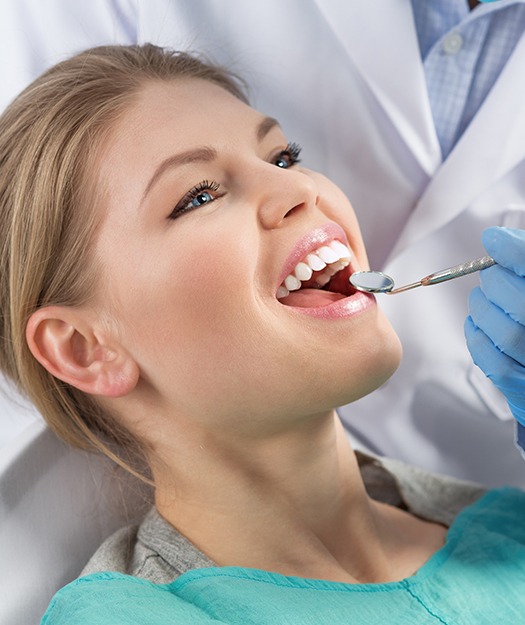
[411,0,525,159]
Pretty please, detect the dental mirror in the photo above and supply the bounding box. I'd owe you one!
[349,271,395,294]
[350,255,496,295]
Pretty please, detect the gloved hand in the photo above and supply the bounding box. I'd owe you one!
[464,227,525,443]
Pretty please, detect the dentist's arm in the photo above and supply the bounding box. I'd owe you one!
[465,227,525,453]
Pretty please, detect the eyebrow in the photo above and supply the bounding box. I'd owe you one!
[257,116,280,141]
[141,116,281,203]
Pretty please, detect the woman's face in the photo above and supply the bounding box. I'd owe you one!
[91,78,401,436]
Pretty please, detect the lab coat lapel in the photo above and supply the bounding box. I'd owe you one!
[313,0,441,176]
[390,31,525,259]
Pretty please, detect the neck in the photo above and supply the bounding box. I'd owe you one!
[150,410,441,583]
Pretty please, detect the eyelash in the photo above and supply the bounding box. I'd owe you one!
[168,180,222,220]
[274,142,302,168]
[168,142,302,220]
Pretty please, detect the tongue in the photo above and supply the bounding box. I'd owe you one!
[279,288,347,308]
[326,268,354,295]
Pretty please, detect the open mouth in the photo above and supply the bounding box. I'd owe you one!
[277,240,358,308]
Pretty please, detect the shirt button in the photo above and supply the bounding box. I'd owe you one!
[442,31,464,55]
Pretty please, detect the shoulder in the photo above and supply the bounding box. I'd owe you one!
[41,572,169,625]
[466,486,525,543]
[81,507,215,584]
[357,452,487,526]
[41,572,223,625]
[80,525,139,577]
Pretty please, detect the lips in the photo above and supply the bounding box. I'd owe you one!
[276,224,357,307]
[275,223,375,318]
[277,224,350,283]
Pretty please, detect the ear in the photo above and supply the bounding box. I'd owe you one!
[26,306,139,398]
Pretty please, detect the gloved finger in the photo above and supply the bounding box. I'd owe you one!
[468,287,525,366]
[482,227,525,275]
[465,315,509,381]
[466,316,525,426]
[479,264,525,325]
[507,400,525,427]
[465,315,525,394]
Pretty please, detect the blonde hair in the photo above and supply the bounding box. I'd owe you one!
[0,44,247,480]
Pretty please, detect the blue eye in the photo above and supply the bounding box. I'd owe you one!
[169,180,222,220]
[273,142,302,169]
[190,191,214,207]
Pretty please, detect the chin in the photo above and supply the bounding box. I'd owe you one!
[338,321,403,407]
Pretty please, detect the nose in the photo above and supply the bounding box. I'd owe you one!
[256,165,319,230]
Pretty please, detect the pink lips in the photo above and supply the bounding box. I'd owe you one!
[278,223,350,287]
[277,222,376,319]
[290,290,376,319]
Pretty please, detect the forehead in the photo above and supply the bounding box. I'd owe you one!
[112,78,262,149]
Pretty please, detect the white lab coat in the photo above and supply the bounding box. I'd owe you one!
[1,0,525,486]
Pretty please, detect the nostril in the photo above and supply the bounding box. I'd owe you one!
[284,203,304,218]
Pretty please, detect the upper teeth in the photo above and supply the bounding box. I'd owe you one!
[277,240,352,299]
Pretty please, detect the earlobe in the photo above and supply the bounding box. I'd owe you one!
[26,307,139,398]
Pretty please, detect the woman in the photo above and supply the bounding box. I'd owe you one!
[0,45,524,624]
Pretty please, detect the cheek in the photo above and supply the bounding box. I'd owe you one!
[104,228,259,386]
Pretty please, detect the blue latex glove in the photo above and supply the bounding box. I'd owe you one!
[465,227,525,449]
